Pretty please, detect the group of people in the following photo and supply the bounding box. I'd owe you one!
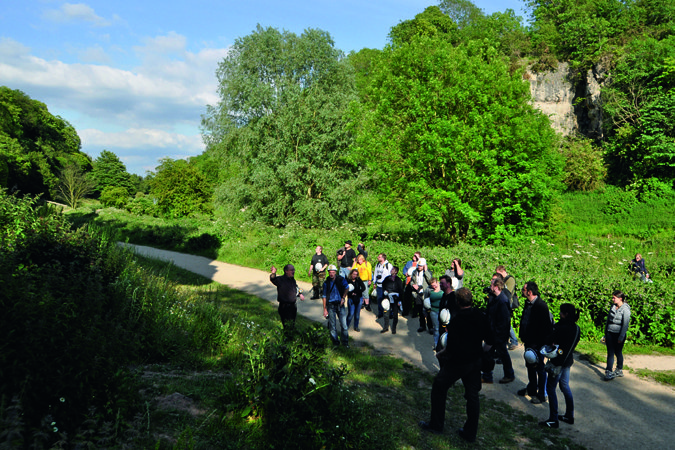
[270,242,633,443]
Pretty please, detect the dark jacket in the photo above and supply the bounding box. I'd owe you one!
[547,317,580,368]
[519,296,553,347]
[270,274,299,304]
[382,274,404,297]
[347,277,366,302]
[438,307,494,365]
[486,291,511,343]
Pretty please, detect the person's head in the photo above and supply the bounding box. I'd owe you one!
[327,265,338,279]
[522,281,539,300]
[430,277,439,289]
[284,264,295,277]
[391,266,399,277]
[417,258,427,270]
[491,278,504,293]
[456,287,473,308]
[495,265,507,277]
[560,303,579,322]
[492,272,504,282]
[356,254,366,264]
[345,240,352,249]
[440,275,453,292]
[612,290,626,306]
[635,253,642,261]
[413,251,421,262]
[357,242,365,252]
[378,253,386,263]
[315,245,323,254]
[349,268,359,280]
[453,258,462,269]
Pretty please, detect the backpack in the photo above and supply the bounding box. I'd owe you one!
[504,275,519,310]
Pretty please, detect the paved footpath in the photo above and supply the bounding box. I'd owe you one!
[126,244,675,450]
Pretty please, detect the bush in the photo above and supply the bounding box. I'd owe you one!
[126,193,157,216]
[99,185,130,208]
[558,135,607,191]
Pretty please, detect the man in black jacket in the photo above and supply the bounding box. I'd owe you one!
[270,264,305,330]
[482,278,515,384]
[517,281,553,404]
[381,266,404,334]
[419,287,494,443]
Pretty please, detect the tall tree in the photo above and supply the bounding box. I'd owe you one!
[55,163,95,208]
[202,25,362,226]
[149,158,213,218]
[355,36,562,243]
[89,150,135,196]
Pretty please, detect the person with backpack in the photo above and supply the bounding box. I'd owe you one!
[411,258,433,332]
[371,253,393,319]
[496,265,520,350]
[322,265,350,348]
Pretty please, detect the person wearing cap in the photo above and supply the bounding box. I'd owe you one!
[337,240,357,279]
[270,264,305,330]
[322,265,350,347]
[411,258,433,333]
[308,246,329,299]
[403,252,421,317]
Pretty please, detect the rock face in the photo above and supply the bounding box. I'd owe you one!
[525,62,607,139]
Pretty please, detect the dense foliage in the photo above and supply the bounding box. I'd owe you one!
[0,87,90,197]
[149,157,213,218]
[202,25,362,227]
[89,149,135,197]
[355,34,562,243]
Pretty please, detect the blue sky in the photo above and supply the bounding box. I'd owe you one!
[0,0,526,175]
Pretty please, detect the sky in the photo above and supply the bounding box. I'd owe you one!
[0,0,527,175]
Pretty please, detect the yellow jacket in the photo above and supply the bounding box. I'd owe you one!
[352,261,372,283]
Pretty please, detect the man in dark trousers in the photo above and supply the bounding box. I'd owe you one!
[419,287,494,443]
[269,264,305,330]
[517,281,553,404]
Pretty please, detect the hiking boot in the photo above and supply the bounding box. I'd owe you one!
[392,328,396,334]
[419,421,442,435]
[559,414,574,425]
[381,328,389,333]
[354,328,360,332]
[604,370,616,381]
[417,327,426,333]
[499,376,515,384]
[539,420,559,429]
[614,369,624,377]
[531,396,546,404]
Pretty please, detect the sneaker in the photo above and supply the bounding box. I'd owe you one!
[499,377,515,384]
[419,421,442,435]
[559,414,574,425]
[531,396,547,404]
[481,377,494,384]
[604,370,616,381]
[354,328,360,332]
[457,428,476,443]
[392,329,396,334]
[428,329,434,335]
[417,327,426,333]
[381,328,389,333]
[614,369,624,377]
[539,420,559,429]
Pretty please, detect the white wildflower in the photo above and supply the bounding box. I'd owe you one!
[562,255,573,258]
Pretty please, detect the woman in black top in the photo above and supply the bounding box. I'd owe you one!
[346,269,366,332]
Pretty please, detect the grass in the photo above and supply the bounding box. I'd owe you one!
[131,256,586,450]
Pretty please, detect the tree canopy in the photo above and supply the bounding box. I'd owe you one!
[202,25,362,227]
[90,150,135,197]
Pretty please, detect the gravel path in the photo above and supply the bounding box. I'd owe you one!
[125,244,675,450]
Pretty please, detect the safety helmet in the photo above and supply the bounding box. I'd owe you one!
[423,297,431,310]
[407,267,415,277]
[439,308,451,325]
[327,264,338,272]
[381,298,390,312]
[348,283,355,292]
[439,332,448,349]
[540,344,560,359]
[524,348,538,365]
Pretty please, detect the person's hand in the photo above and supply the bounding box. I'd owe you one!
[299,294,305,302]
[271,265,277,274]
[323,308,328,319]
[412,284,419,290]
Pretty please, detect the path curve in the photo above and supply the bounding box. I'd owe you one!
[124,244,675,450]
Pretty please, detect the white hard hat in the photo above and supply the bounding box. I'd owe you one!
[315,262,323,272]
[439,332,448,349]
[540,344,560,359]
[381,298,390,312]
[348,283,355,292]
[383,290,389,296]
[418,258,427,266]
[524,348,538,365]
[440,308,451,325]
[407,267,414,277]
[423,297,431,310]
[327,264,338,272]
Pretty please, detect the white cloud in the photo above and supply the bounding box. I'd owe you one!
[43,3,111,27]
[78,45,111,64]
[80,128,203,151]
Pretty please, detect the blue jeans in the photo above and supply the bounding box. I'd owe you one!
[545,365,573,421]
[375,285,384,317]
[430,310,440,348]
[347,297,362,330]
[327,302,349,346]
[509,326,518,347]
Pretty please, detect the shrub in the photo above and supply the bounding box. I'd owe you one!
[126,193,157,216]
[558,135,607,191]
[99,185,130,208]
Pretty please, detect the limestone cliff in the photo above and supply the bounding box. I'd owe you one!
[525,62,608,139]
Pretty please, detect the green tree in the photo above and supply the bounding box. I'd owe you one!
[355,36,562,243]
[202,25,362,226]
[0,87,88,197]
[149,158,213,218]
[99,185,130,209]
[55,163,95,208]
[90,150,135,196]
